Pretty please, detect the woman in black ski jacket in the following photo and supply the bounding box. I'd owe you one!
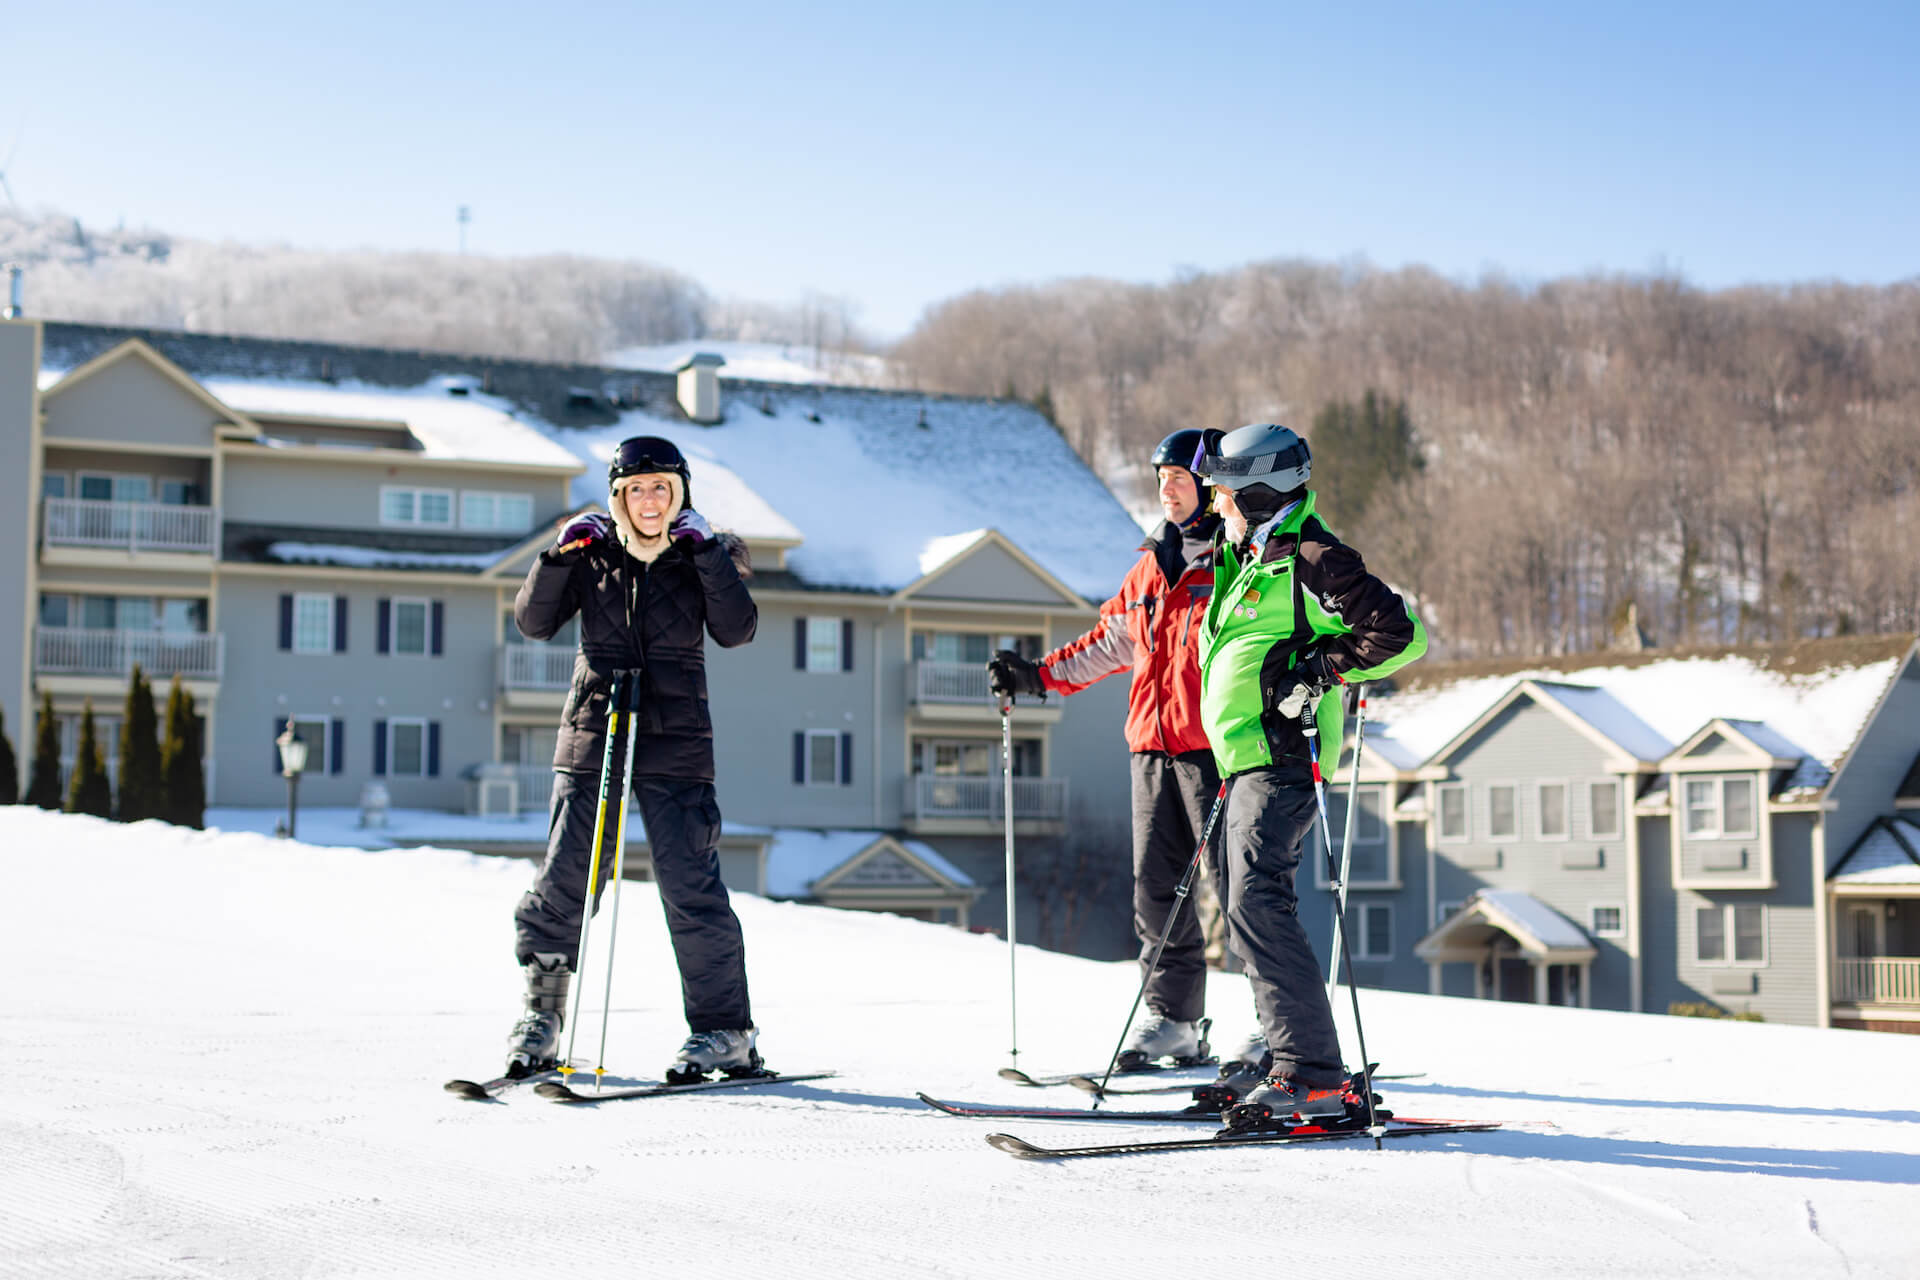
[504,435,762,1084]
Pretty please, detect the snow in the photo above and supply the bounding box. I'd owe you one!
[541,398,1142,599]
[1372,654,1905,784]
[604,340,894,388]
[202,376,585,471]
[265,542,509,571]
[1531,682,1675,763]
[8,807,1920,1278]
[1832,819,1920,885]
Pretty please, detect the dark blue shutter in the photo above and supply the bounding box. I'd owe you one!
[839,732,853,785]
[373,721,387,775]
[428,722,441,777]
[330,719,345,775]
[840,619,854,672]
[431,602,445,656]
[792,732,805,784]
[272,717,287,772]
[376,599,391,654]
[333,596,349,652]
[793,618,806,670]
[278,596,293,650]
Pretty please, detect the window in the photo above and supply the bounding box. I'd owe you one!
[284,717,329,774]
[460,491,535,532]
[912,630,1043,662]
[1685,775,1758,839]
[1322,786,1390,884]
[1590,904,1625,938]
[1436,900,1464,926]
[159,599,208,634]
[158,479,203,506]
[389,719,427,777]
[913,738,1040,777]
[42,473,69,499]
[1696,903,1766,965]
[1589,780,1621,838]
[38,594,72,627]
[380,486,455,527]
[804,730,840,785]
[393,599,429,655]
[82,595,117,630]
[293,594,335,654]
[806,617,843,672]
[1354,903,1393,960]
[1487,783,1517,840]
[1536,782,1568,840]
[1437,783,1468,842]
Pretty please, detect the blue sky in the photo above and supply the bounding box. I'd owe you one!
[4,1,1916,337]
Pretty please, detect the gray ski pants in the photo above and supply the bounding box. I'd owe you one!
[1129,749,1221,1023]
[514,770,752,1032]
[1216,766,1345,1085]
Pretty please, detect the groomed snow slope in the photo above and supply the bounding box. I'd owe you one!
[5,809,1918,1279]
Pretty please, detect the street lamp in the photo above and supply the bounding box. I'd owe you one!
[275,724,309,839]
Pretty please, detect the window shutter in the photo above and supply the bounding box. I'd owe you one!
[428,722,441,777]
[373,721,387,776]
[840,731,853,786]
[841,619,854,672]
[333,596,349,652]
[794,618,807,670]
[792,732,805,784]
[278,596,293,651]
[272,717,286,773]
[330,719,345,774]
[431,602,445,656]
[377,599,391,654]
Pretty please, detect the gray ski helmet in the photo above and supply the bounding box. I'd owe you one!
[1194,422,1311,492]
[608,435,692,508]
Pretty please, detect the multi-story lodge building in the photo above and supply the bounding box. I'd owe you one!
[0,316,1143,946]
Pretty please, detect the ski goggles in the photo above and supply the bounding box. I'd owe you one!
[1191,437,1309,484]
[609,436,687,481]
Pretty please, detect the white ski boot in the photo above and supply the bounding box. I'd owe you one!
[1116,1012,1209,1071]
[666,1026,761,1084]
[505,953,571,1078]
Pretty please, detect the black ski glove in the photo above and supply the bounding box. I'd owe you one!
[1273,646,1342,720]
[987,650,1047,699]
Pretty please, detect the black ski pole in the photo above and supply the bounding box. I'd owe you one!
[1301,699,1383,1146]
[1089,779,1230,1108]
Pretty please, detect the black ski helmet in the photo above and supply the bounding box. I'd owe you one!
[1194,422,1311,493]
[608,435,693,508]
[1150,428,1217,502]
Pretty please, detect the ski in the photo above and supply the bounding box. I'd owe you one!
[443,1068,558,1101]
[917,1092,1223,1122]
[997,1061,1216,1088]
[534,1069,836,1104]
[1065,1069,1425,1097]
[985,1118,1502,1160]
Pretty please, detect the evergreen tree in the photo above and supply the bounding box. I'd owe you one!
[160,676,206,829]
[25,691,63,810]
[1308,390,1425,530]
[115,666,165,823]
[0,702,16,805]
[66,700,113,818]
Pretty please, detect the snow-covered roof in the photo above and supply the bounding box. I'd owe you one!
[544,396,1141,598]
[1472,890,1593,951]
[1366,647,1908,792]
[605,340,893,388]
[265,541,511,572]
[762,829,973,898]
[204,377,585,471]
[1831,818,1920,886]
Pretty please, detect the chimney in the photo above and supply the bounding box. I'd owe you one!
[2,265,21,320]
[673,352,726,424]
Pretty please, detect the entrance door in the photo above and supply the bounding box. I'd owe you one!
[1842,905,1882,958]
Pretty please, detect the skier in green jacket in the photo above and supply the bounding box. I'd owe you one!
[1190,422,1427,1126]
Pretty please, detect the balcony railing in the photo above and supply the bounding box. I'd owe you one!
[501,644,574,690]
[509,763,557,813]
[44,498,218,555]
[35,627,224,680]
[912,660,995,704]
[1833,957,1920,1006]
[909,774,1069,821]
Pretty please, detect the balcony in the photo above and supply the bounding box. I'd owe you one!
[42,498,218,566]
[499,643,573,711]
[35,627,224,688]
[907,660,1060,723]
[1832,957,1920,1007]
[905,773,1069,835]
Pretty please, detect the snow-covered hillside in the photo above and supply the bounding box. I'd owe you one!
[5,808,1918,1278]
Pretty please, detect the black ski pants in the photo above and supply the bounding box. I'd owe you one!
[514,769,752,1032]
[1129,748,1222,1024]
[1215,766,1345,1085]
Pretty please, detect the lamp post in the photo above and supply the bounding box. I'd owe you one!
[275,724,309,839]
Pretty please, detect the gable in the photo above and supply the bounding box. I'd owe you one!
[43,349,239,451]
[910,540,1081,606]
[1437,692,1623,778]
[834,848,942,889]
